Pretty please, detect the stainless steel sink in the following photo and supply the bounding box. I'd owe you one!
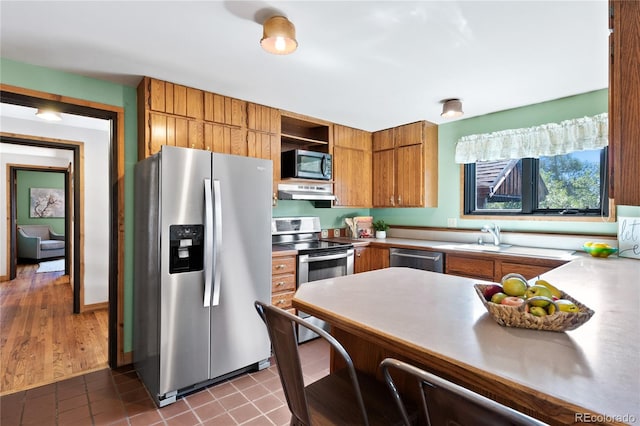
[448,243,575,259]
[452,243,512,252]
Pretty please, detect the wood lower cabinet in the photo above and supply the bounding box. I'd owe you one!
[445,252,567,282]
[445,255,495,281]
[272,254,296,313]
[496,259,566,281]
[355,245,389,273]
[354,246,371,273]
[372,121,438,208]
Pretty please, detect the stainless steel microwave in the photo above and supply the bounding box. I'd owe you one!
[281,149,332,180]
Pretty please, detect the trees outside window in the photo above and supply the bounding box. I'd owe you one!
[465,148,607,216]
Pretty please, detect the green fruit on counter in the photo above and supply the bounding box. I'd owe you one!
[490,292,508,304]
[534,279,562,299]
[502,277,527,297]
[529,306,547,317]
[524,285,553,306]
[556,299,579,313]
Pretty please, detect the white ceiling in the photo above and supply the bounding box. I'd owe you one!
[0,1,608,131]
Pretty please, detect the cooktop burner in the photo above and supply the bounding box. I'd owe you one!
[287,240,353,254]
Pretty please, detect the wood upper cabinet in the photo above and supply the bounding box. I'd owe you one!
[139,77,283,166]
[204,92,246,126]
[333,125,372,207]
[372,149,395,207]
[148,79,205,120]
[372,121,438,207]
[248,103,280,134]
[609,0,640,206]
[248,131,280,194]
[372,128,394,151]
[206,124,247,156]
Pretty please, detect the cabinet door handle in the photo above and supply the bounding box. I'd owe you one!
[275,264,285,270]
[276,281,285,286]
[390,196,395,206]
[277,299,286,305]
[398,196,402,205]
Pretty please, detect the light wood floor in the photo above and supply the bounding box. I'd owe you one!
[0,263,108,395]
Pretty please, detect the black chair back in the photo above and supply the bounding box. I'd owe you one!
[380,358,548,426]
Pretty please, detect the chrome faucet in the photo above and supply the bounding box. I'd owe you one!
[482,223,501,246]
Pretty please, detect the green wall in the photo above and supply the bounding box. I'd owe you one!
[1,58,138,352]
[16,170,65,234]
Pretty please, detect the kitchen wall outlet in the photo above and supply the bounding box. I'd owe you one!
[321,229,329,238]
[333,228,341,237]
[447,218,457,228]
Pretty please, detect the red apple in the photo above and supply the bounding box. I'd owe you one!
[482,284,504,301]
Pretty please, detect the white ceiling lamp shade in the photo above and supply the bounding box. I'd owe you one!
[441,99,464,119]
[260,16,297,55]
[35,108,62,121]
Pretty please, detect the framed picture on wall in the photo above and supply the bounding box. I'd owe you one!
[30,188,65,218]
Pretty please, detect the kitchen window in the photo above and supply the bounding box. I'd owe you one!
[456,113,609,217]
[462,148,609,216]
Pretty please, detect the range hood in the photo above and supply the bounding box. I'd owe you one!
[277,183,336,201]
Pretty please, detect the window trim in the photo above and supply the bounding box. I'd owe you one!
[463,148,610,217]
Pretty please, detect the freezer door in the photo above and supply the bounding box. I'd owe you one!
[209,153,272,379]
[159,146,212,396]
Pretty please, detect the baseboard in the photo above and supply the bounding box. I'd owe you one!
[0,274,8,282]
[81,301,109,312]
[121,351,133,366]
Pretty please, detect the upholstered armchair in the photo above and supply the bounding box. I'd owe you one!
[17,225,65,260]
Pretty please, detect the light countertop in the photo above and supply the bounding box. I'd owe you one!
[293,258,640,424]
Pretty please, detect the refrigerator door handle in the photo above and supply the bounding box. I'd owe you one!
[212,179,222,306]
[203,178,214,307]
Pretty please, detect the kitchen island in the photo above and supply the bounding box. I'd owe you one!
[293,260,640,425]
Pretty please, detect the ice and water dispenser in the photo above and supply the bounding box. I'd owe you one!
[169,225,204,273]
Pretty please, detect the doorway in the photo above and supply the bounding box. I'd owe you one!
[8,159,76,310]
[0,85,126,374]
[12,167,70,274]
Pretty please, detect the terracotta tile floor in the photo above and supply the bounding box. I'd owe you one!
[0,338,329,425]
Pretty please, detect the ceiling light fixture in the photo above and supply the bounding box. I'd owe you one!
[441,99,464,119]
[35,108,62,121]
[260,16,297,55]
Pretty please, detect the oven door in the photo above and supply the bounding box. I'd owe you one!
[296,249,354,342]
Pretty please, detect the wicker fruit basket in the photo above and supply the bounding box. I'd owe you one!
[474,284,595,331]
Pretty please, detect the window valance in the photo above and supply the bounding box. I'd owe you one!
[454,113,608,164]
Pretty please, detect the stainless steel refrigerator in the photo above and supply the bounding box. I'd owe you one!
[133,145,272,407]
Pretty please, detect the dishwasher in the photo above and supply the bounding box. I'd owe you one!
[389,248,444,273]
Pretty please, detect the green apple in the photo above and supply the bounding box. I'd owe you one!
[524,285,553,306]
[556,299,579,313]
[490,292,508,304]
[502,277,527,297]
